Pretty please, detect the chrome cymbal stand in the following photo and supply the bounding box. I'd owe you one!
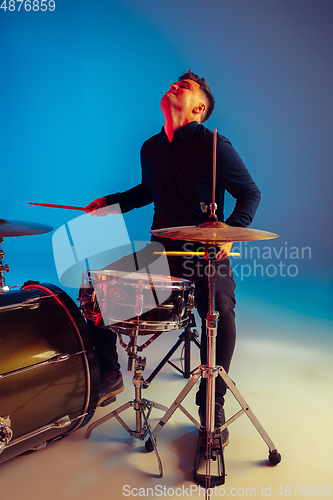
[145,246,227,488]
[85,323,168,478]
[144,243,281,488]
[0,237,10,293]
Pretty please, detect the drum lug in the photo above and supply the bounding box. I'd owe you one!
[173,295,185,317]
[0,416,13,454]
[135,294,143,316]
[187,292,195,312]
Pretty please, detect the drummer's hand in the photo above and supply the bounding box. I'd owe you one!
[216,242,233,261]
[85,197,116,217]
[205,242,233,261]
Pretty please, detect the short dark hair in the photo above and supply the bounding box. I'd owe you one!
[178,69,215,122]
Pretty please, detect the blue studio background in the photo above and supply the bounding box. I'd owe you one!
[1,0,332,333]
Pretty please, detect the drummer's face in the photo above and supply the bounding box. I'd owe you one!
[161,79,206,119]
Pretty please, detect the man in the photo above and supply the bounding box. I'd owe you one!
[86,70,261,446]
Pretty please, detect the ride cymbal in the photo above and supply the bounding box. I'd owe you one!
[151,221,278,244]
[0,219,53,237]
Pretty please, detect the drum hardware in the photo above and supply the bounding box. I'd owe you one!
[144,359,282,482]
[0,219,53,291]
[127,326,141,372]
[0,295,42,312]
[143,249,228,487]
[4,408,92,455]
[0,237,9,290]
[0,415,73,456]
[84,312,172,476]
[0,417,13,453]
[0,351,89,380]
[85,352,168,478]
[115,329,164,372]
[0,292,66,313]
[142,312,200,388]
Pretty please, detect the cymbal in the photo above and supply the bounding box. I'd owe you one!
[151,221,279,244]
[0,219,53,237]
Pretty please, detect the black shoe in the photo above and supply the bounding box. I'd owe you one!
[97,372,124,407]
[198,402,229,447]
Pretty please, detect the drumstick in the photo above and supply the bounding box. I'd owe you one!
[29,202,86,211]
[153,251,240,257]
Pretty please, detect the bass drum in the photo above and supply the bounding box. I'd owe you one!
[0,282,99,464]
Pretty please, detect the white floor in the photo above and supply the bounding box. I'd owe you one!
[1,305,332,500]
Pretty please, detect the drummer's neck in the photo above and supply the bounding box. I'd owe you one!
[163,115,200,143]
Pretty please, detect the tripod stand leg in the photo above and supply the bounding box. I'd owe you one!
[217,367,281,465]
[144,337,184,386]
[144,314,200,386]
[184,326,191,378]
[85,401,132,439]
[140,406,163,477]
[145,368,201,452]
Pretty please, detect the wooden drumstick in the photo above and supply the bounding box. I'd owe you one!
[153,251,240,257]
[28,202,86,211]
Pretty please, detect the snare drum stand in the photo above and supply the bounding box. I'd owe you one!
[85,324,169,477]
[143,312,200,387]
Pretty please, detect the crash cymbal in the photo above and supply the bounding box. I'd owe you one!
[151,221,279,244]
[0,219,53,237]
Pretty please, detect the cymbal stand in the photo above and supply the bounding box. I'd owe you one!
[0,237,10,293]
[193,245,227,488]
[144,244,281,489]
[144,247,225,488]
[85,321,169,477]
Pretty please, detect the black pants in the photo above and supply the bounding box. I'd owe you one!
[88,242,236,406]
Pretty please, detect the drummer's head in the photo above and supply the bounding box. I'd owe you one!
[161,69,215,124]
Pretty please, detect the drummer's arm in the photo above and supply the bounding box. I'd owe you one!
[86,184,153,216]
[211,137,261,260]
[217,137,261,228]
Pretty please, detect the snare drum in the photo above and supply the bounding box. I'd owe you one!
[0,283,99,464]
[78,270,194,335]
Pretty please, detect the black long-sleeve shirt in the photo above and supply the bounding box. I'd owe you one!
[105,121,260,249]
